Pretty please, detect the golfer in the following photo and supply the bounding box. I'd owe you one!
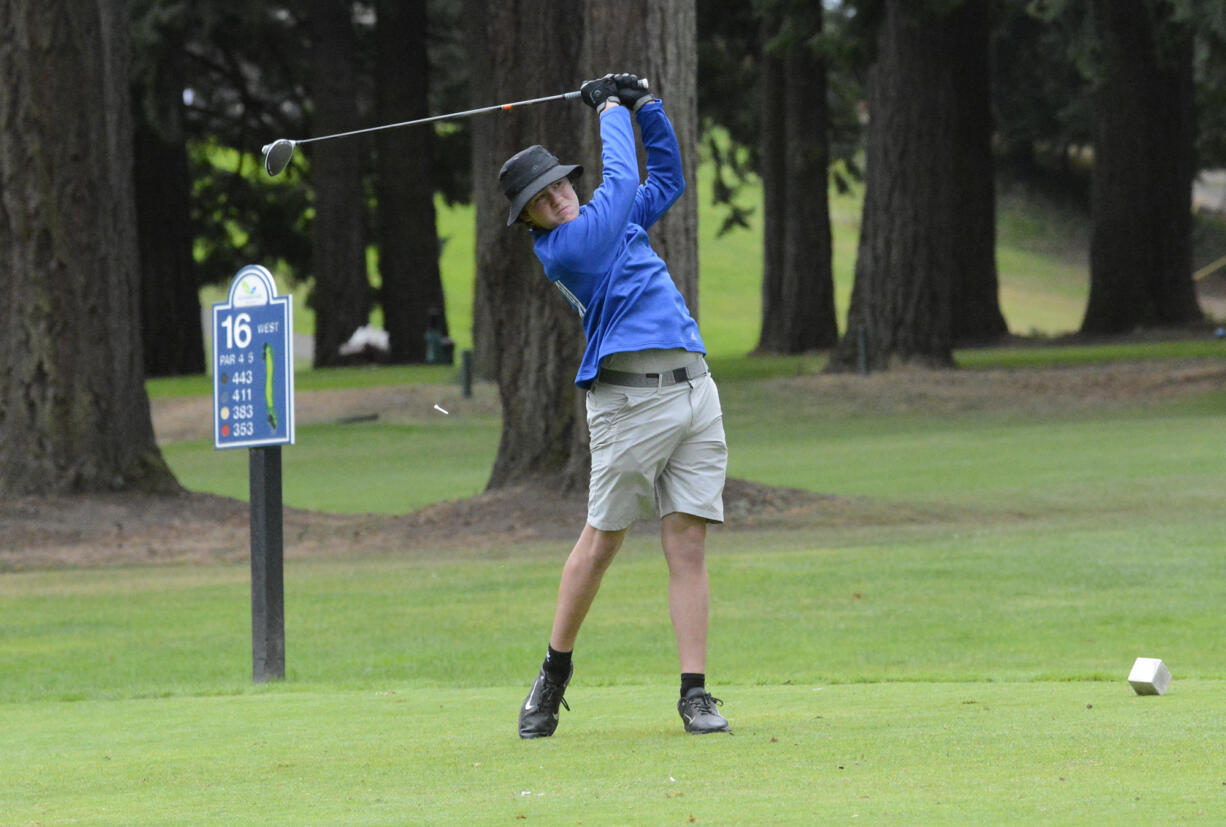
[499,74,730,737]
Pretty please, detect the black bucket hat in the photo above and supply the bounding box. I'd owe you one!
[499,145,582,226]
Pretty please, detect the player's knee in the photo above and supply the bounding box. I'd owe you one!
[661,514,706,569]
[578,526,626,571]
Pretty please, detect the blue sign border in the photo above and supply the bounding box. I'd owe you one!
[212,265,296,450]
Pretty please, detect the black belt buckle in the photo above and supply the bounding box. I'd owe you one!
[643,366,689,386]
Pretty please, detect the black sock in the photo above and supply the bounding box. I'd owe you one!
[681,672,706,697]
[544,645,572,680]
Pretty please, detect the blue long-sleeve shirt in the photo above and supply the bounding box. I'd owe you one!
[531,101,705,388]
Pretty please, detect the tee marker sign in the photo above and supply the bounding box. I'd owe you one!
[212,264,295,449]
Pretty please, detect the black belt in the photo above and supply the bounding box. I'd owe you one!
[596,358,708,387]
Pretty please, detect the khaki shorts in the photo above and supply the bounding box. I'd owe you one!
[585,372,727,531]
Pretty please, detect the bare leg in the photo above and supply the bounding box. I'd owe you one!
[549,523,628,652]
[660,512,709,674]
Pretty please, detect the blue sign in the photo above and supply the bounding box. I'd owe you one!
[212,265,295,449]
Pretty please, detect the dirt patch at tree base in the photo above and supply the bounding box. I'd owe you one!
[0,479,856,572]
[3,354,1223,571]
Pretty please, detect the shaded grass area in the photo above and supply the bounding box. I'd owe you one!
[149,337,1226,399]
[724,393,1224,513]
[161,415,499,513]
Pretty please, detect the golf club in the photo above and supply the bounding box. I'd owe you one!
[261,78,650,177]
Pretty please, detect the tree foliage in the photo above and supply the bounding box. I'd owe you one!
[697,0,866,229]
[134,1,474,368]
[992,0,1090,173]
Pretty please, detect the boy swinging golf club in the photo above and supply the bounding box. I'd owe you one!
[500,74,731,737]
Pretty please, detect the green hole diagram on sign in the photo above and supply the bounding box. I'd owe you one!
[263,342,278,431]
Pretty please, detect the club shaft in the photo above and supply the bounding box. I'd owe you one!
[293,91,581,147]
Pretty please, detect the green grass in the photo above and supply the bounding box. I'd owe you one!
[5,502,1220,700]
[162,417,500,512]
[725,395,1224,512]
[957,338,1226,368]
[3,500,1225,821]
[4,682,1224,823]
[149,337,1225,401]
[10,363,1226,820]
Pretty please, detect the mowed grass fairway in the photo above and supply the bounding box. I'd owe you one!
[5,344,1226,823]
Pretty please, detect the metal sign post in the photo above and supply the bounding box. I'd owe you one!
[248,445,284,682]
[212,264,295,682]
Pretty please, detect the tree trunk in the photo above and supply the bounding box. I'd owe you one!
[756,2,837,354]
[375,0,447,364]
[133,30,205,378]
[307,0,371,367]
[0,0,178,495]
[1081,0,1201,334]
[949,0,1007,345]
[469,1,700,491]
[828,1,967,372]
[584,0,700,315]
[469,0,590,490]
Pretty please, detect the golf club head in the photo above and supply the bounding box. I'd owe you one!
[262,139,296,177]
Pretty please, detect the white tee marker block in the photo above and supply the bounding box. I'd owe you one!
[1128,657,1171,696]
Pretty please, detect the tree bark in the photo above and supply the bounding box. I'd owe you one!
[828,1,972,372]
[307,0,371,367]
[948,0,1007,345]
[584,0,700,315]
[0,0,178,494]
[756,2,837,354]
[375,0,447,364]
[1081,0,1201,333]
[469,0,590,490]
[469,1,700,491]
[132,26,205,378]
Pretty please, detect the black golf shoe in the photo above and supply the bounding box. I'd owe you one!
[518,664,571,739]
[678,687,731,734]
